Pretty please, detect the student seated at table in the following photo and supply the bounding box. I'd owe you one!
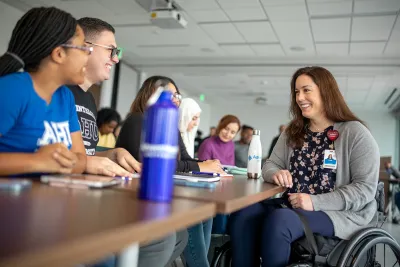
[0,7,88,176]
[116,76,223,174]
[197,115,241,235]
[179,98,202,158]
[198,115,241,166]
[71,18,186,267]
[229,66,380,267]
[116,75,220,267]
[96,108,121,149]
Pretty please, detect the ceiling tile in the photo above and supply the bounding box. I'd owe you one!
[220,44,256,56]
[354,0,400,14]
[224,8,268,21]
[175,0,220,10]
[388,18,400,42]
[56,2,112,18]
[250,44,286,56]
[264,4,309,21]
[347,76,375,90]
[201,23,246,43]
[261,0,305,6]
[312,18,351,42]
[384,41,400,55]
[274,76,292,87]
[307,0,352,2]
[188,9,229,22]
[234,21,278,43]
[308,1,352,16]
[316,43,348,56]
[116,22,215,47]
[345,91,369,104]
[97,0,146,15]
[273,20,315,55]
[349,42,386,55]
[351,16,396,41]
[130,46,188,58]
[102,14,151,25]
[217,0,262,9]
[130,45,225,58]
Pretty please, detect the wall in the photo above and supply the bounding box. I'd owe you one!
[0,3,23,53]
[353,110,398,164]
[210,104,398,162]
[115,62,139,120]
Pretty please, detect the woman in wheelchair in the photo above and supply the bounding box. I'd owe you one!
[229,66,380,267]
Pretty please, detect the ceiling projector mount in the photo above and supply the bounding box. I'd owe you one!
[135,0,188,29]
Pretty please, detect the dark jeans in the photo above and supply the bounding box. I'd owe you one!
[229,198,334,267]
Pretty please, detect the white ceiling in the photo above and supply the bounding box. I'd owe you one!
[3,0,400,110]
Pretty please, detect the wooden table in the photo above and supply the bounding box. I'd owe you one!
[0,182,216,267]
[117,176,284,214]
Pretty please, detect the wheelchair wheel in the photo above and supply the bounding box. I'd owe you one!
[210,241,232,267]
[336,228,400,267]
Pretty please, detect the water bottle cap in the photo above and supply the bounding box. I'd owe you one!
[253,130,260,135]
[158,90,173,101]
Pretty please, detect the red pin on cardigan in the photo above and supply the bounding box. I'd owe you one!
[327,130,339,141]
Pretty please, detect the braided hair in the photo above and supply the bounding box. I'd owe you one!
[0,7,77,76]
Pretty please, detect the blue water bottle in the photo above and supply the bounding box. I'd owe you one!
[139,90,179,202]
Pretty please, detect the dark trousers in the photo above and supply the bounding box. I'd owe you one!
[228,198,334,267]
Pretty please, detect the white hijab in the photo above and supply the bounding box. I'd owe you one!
[179,98,202,157]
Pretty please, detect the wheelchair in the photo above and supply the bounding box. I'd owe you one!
[211,182,400,267]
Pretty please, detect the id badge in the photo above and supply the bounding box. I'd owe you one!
[323,150,337,170]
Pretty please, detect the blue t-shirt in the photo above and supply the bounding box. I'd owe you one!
[0,72,80,153]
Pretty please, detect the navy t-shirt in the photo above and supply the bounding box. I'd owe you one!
[68,85,98,156]
[0,72,80,153]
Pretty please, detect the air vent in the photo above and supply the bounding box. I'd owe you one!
[255,97,267,105]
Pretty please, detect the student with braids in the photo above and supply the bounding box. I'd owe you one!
[0,7,90,176]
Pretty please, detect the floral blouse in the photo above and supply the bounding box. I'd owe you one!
[289,126,336,195]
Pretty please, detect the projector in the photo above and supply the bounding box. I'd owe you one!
[150,9,188,29]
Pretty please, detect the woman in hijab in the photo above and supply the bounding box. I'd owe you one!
[179,98,202,158]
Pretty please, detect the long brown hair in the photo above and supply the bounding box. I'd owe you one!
[286,66,363,148]
[216,115,241,135]
[129,75,180,114]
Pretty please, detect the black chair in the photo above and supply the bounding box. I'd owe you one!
[211,182,400,267]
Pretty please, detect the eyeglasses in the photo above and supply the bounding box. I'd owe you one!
[61,44,93,55]
[85,41,123,59]
[172,92,182,101]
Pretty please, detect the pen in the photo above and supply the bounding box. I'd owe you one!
[190,171,220,177]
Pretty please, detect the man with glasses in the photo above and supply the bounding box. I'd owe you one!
[68,17,187,267]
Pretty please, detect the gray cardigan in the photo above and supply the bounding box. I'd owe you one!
[263,121,379,240]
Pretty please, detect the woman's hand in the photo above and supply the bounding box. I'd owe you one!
[198,160,224,174]
[111,148,142,173]
[272,170,293,188]
[288,193,314,211]
[34,143,77,174]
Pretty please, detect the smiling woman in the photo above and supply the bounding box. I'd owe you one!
[0,7,88,176]
[197,114,241,165]
[229,66,380,267]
